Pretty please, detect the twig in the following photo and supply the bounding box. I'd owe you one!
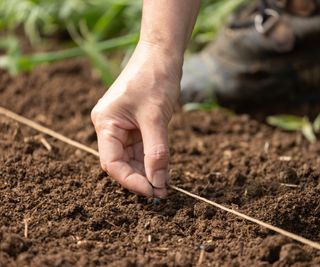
[1,106,320,251]
[197,245,205,267]
[23,217,29,238]
[171,185,320,250]
[279,156,292,161]
[0,107,99,157]
[39,136,52,151]
[280,183,300,188]
[263,142,269,154]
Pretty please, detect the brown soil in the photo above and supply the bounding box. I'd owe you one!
[0,59,320,267]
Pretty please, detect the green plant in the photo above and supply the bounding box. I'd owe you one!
[0,0,139,44]
[0,0,247,84]
[0,36,21,75]
[0,34,138,77]
[267,114,320,143]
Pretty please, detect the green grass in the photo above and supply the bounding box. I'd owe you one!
[0,0,247,85]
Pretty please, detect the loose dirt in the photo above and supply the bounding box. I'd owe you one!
[0,60,320,266]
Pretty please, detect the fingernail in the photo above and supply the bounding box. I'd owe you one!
[151,169,168,188]
[153,188,168,199]
[131,190,153,198]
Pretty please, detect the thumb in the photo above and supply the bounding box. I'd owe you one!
[139,113,170,192]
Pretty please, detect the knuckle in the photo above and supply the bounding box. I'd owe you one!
[91,104,102,125]
[146,110,164,125]
[142,103,172,126]
[91,107,98,124]
[91,101,121,134]
[152,151,169,162]
[146,145,170,161]
[91,99,108,125]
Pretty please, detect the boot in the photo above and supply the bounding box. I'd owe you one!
[181,0,320,107]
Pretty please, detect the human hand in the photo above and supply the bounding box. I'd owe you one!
[91,41,182,198]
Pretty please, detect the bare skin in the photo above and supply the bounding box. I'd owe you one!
[91,0,201,198]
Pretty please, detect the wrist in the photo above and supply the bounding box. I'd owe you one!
[136,39,184,75]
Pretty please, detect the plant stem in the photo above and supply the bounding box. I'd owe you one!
[18,34,138,70]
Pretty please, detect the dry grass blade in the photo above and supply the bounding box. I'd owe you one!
[196,245,205,266]
[23,217,29,238]
[0,107,99,157]
[170,185,320,250]
[1,106,319,251]
[39,136,52,151]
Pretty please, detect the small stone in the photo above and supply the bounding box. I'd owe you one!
[279,168,299,184]
[204,243,215,253]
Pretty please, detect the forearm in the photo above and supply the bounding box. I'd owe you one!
[140,0,201,61]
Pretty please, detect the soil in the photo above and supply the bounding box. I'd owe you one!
[0,59,320,267]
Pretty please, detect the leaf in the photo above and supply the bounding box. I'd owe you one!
[302,118,316,143]
[266,115,305,131]
[267,115,317,143]
[0,34,138,74]
[92,3,127,41]
[313,114,320,133]
[0,36,21,75]
[83,42,115,86]
[67,21,115,86]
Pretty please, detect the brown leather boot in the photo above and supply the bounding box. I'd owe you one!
[181,0,320,107]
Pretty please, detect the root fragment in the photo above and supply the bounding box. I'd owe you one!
[23,217,29,239]
[280,183,300,188]
[39,136,52,151]
[196,245,205,267]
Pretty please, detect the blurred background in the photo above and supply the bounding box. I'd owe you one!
[0,0,247,86]
[2,0,320,143]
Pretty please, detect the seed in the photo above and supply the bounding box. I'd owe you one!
[153,198,161,205]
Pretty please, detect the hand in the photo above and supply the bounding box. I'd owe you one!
[91,41,182,198]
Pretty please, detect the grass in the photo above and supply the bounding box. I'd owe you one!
[0,34,138,76]
[0,0,247,85]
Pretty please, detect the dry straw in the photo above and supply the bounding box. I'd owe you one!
[1,106,319,251]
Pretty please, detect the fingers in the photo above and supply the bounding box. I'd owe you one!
[153,187,168,199]
[108,160,153,197]
[140,114,170,198]
[96,124,153,197]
